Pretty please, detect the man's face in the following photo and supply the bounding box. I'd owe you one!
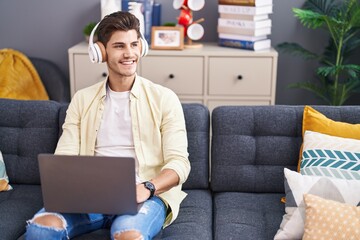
[105,29,141,78]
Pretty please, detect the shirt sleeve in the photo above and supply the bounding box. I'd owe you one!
[160,90,191,185]
[54,92,82,155]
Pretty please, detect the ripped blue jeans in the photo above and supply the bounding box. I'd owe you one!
[25,196,166,240]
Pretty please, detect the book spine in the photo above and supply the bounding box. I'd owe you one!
[218,18,271,29]
[218,26,271,36]
[218,38,255,50]
[218,4,256,14]
[217,26,252,35]
[220,13,268,21]
[218,0,255,6]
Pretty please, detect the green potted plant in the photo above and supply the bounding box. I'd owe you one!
[276,0,360,105]
[83,22,97,42]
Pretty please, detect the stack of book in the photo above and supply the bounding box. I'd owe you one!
[217,0,273,51]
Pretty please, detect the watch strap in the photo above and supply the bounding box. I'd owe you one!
[142,181,155,199]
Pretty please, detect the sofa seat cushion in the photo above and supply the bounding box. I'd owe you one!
[72,189,213,240]
[1,184,43,240]
[154,189,212,240]
[213,192,284,240]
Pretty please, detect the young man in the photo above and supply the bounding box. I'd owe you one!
[25,11,190,240]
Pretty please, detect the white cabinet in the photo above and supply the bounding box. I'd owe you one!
[68,42,277,111]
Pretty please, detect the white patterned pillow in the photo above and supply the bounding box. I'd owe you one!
[300,130,360,180]
[274,168,360,240]
[0,150,12,191]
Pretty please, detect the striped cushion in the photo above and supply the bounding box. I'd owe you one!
[0,150,12,191]
[300,131,360,180]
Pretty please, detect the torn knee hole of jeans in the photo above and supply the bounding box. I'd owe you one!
[27,212,67,230]
[113,229,143,239]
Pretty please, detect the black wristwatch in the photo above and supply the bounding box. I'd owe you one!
[143,181,156,199]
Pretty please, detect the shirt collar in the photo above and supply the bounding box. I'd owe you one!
[130,74,141,99]
[100,74,142,100]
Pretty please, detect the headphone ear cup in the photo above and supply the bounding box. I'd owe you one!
[88,43,99,63]
[140,37,149,57]
[88,22,106,63]
[95,42,107,62]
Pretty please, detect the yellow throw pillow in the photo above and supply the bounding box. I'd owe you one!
[0,48,49,100]
[298,106,360,171]
[303,194,360,240]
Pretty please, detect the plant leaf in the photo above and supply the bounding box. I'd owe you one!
[317,64,360,78]
[288,81,331,104]
[317,66,337,77]
[343,64,360,78]
[293,8,326,29]
[303,0,337,17]
[276,42,320,60]
[349,0,360,27]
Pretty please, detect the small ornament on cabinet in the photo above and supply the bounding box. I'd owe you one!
[173,0,205,49]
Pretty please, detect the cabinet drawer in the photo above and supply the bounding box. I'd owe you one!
[140,56,204,95]
[73,54,107,92]
[209,57,273,96]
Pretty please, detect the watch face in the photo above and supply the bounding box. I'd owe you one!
[145,181,155,191]
[144,181,155,199]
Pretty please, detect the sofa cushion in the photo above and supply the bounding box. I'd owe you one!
[72,190,213,240]
[211,105,303,193]
[213,192,284,240]
[181,104,210,190]
[211,105,360,193]
[154,189,212,240]
[0,184,43,240]
[0,99,61,184]
[30,57,70,103]
[300,131,360,180]
[0,150,12,191]
[274,168,360,240]
[303,194,360,240]
[0,49,49,100]
[298,105,360,170]
[58,104,68,138]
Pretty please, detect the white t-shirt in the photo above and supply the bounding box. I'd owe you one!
[95,86,142,183]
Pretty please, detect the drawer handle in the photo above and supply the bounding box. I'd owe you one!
[237,75,243,80]
[169,74,175,79]
[102,72,107,77]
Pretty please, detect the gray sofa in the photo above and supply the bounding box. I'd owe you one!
[1,98,359,239]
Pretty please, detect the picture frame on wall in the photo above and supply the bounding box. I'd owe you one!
[151,26,184,50]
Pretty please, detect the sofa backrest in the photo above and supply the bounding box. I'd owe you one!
[30,57,70,103]
[58,103,210,190]
[0,99,61,185]
[181,103,210,189]
[210,105,360,193]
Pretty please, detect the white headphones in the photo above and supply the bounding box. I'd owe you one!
[88,22,149,63]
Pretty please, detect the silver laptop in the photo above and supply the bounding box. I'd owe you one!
[38,154,138,215]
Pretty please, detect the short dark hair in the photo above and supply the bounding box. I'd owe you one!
[97,11,141,47]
